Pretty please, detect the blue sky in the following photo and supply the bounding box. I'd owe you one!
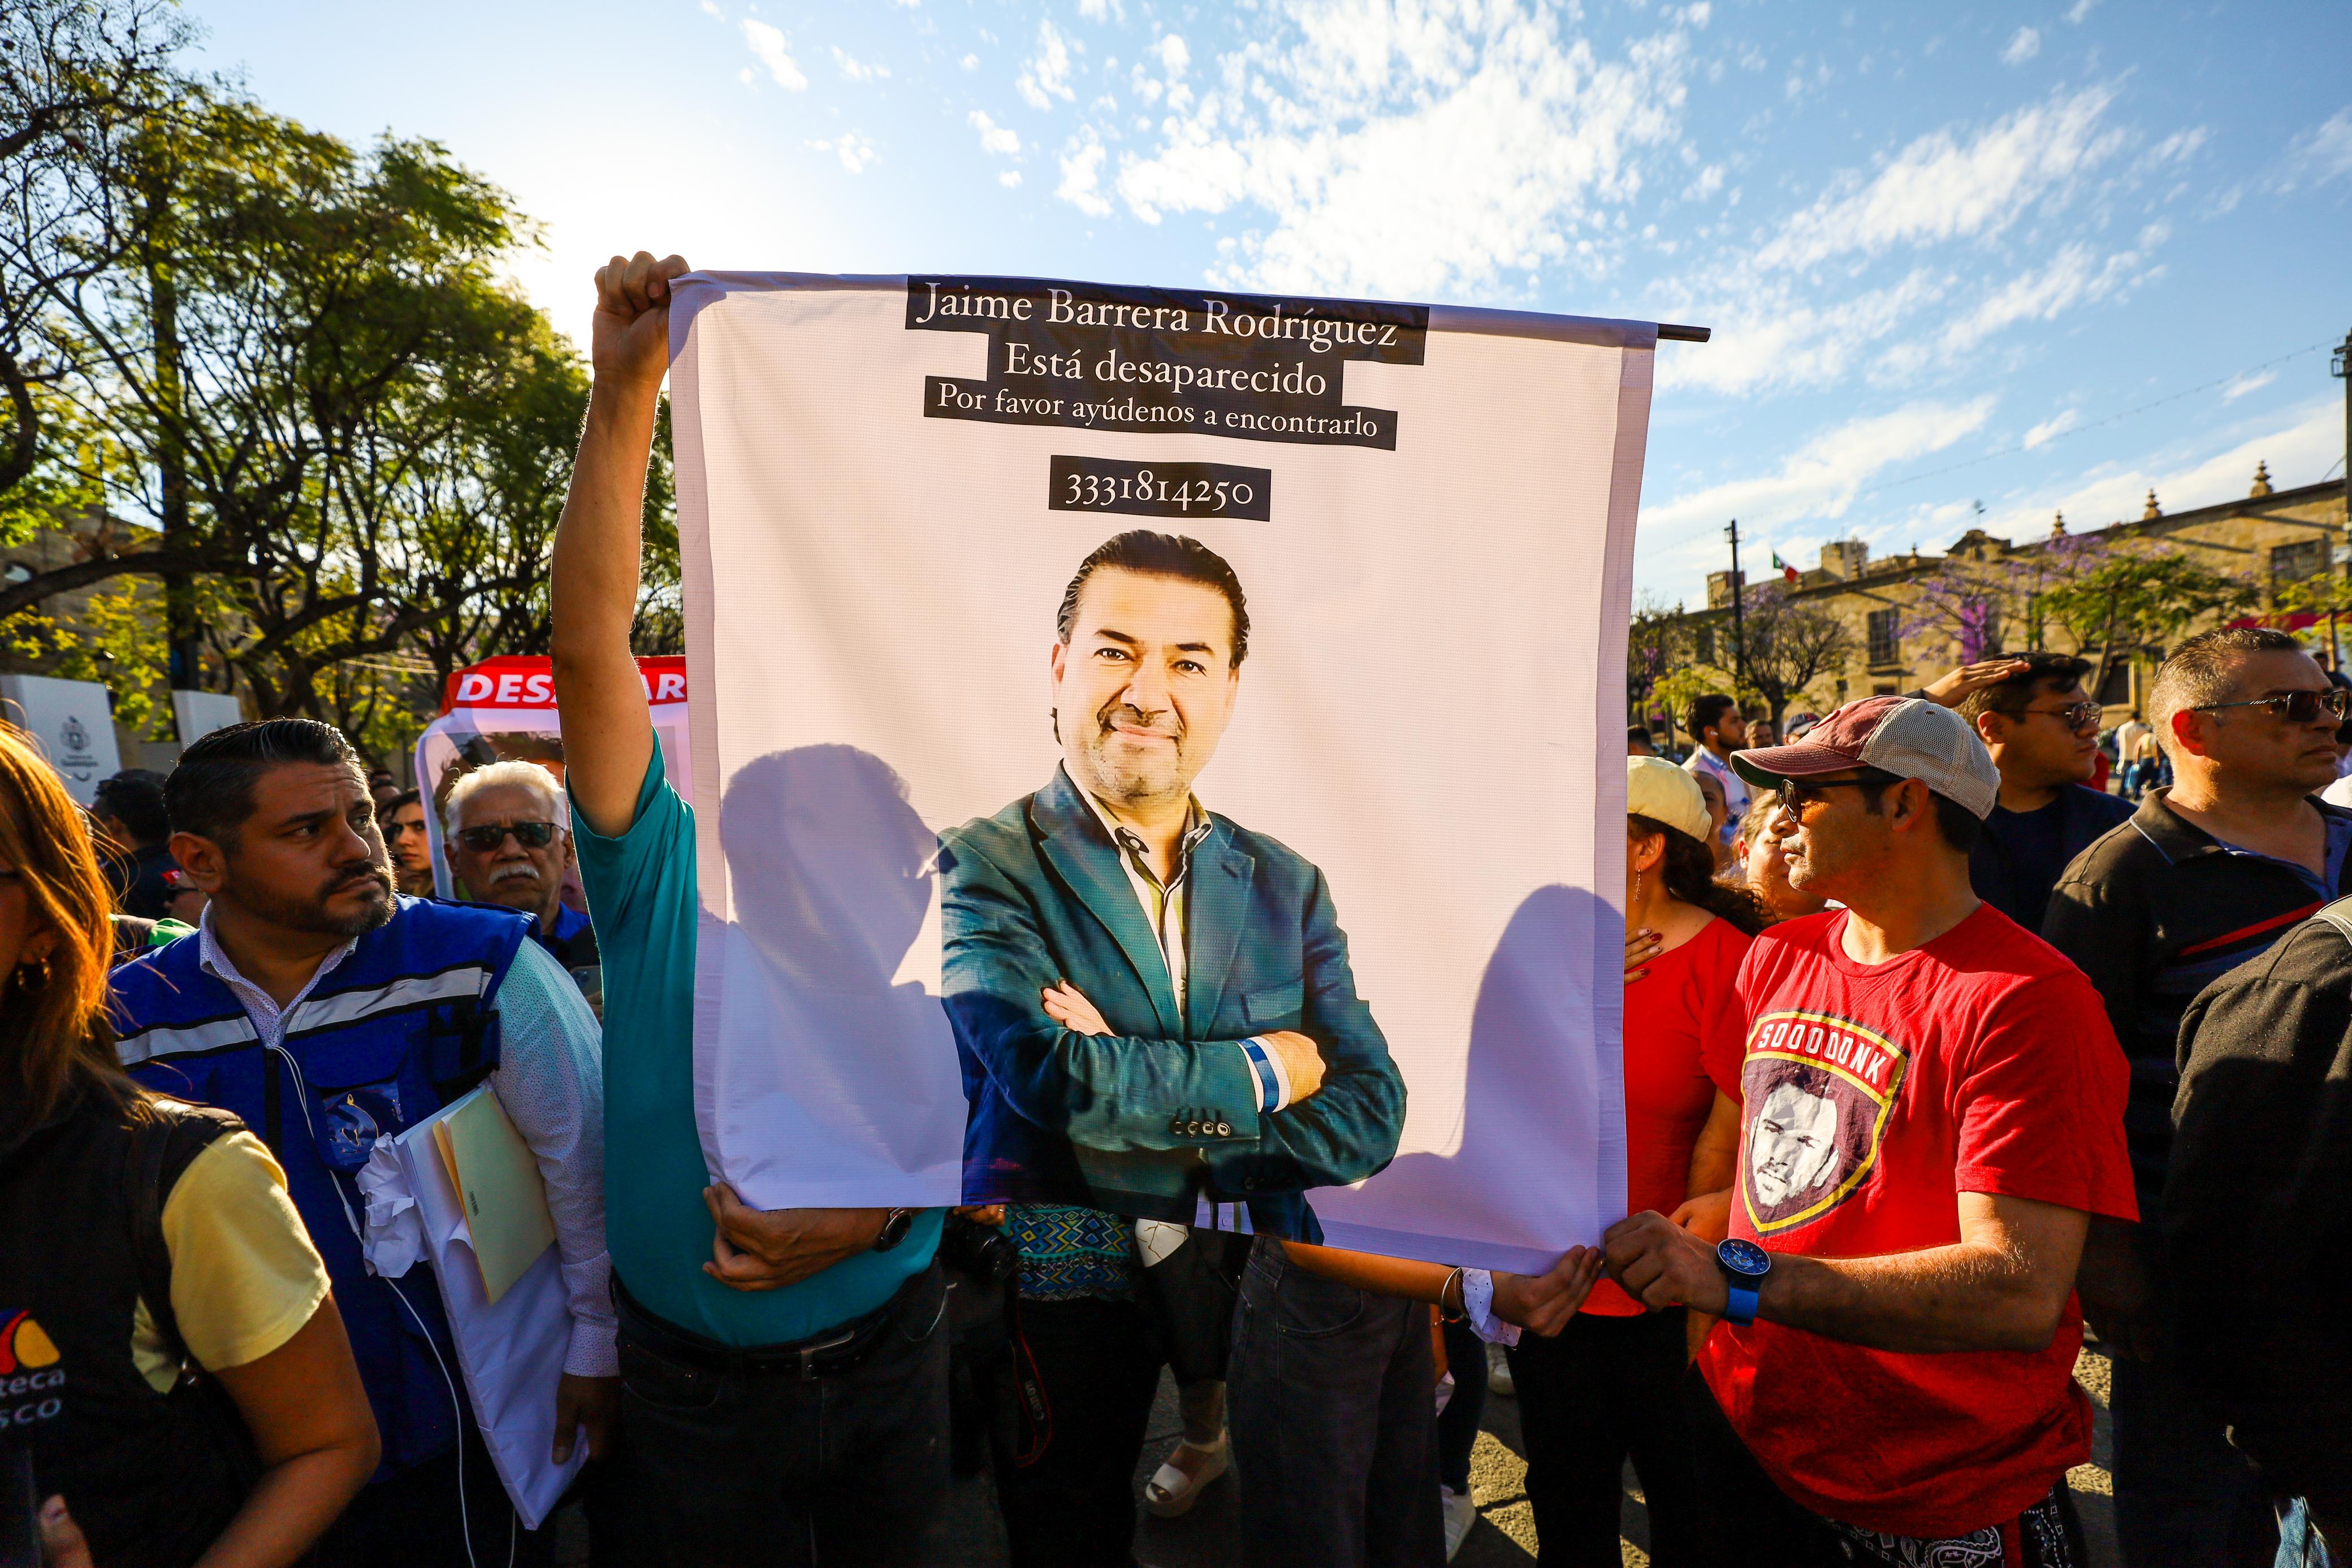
[191,0,2350,607]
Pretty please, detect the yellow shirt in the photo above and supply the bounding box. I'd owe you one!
[130,1129,332,1392]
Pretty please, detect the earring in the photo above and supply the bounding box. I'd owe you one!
[17,950,52,987]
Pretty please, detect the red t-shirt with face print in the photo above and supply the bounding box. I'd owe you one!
[1696,904,2135,1540]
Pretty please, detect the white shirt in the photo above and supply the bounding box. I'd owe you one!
[1683,746,1750,843]
[1078,789,1295,1113]
[197,907,618,1376]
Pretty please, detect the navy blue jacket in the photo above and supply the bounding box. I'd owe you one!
[1969,783,2134,932]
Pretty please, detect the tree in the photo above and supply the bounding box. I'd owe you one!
[0,0,191,509]
[1900,531,2105,663]
[2039,547,2256,699]
[1733,581,1853,727]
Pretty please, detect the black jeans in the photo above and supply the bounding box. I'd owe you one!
[1507,1309,1708,1566]
[984,1294,1168,1567]
[1437,1315,1486,1494]
[613,1263,950,1567]
[1228,1236,1444,1568]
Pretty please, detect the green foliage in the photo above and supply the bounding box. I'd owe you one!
[2,16,608,759]
[2040,547,2258,694]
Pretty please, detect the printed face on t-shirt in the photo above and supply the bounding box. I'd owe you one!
[1750,1081,1841,1207]
[1737,1010,1910,1236]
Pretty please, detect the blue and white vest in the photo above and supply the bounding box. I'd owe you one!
[110,897,531,1475]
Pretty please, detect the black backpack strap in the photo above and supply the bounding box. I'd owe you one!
[124,1097,245,1369]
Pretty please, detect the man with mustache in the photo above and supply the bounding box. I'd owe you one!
[110,720,617,1566]
[939,529,1406,1564]
[443,761,602,1012]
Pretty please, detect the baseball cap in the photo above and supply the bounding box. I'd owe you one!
[1728,695,2000,820]
[1625,756,1714,844]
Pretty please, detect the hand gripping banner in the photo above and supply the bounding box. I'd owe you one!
[668,272,1652,1270]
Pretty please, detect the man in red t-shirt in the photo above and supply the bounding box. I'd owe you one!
[1605,694,2136,1567]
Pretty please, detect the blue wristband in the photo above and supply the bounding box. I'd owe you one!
[1723,1283,1760,1327]
[1238,1037,1280,1112]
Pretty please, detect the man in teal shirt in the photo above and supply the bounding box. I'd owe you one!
[551,250,947,1563]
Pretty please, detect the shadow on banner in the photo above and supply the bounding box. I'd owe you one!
[706,745,964,1198]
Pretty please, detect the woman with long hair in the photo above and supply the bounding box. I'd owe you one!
[1506,758,1765,1565]
[0,722,379,1566]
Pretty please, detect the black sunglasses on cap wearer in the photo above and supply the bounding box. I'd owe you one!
[455,820,559,852]
[2192,688,2352,725]
[1772,770,1901,818]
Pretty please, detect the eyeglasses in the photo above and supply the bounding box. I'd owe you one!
[1775,777,1880,817]
[456,820,558,852]
[2193,689,2352,725]
[2019,701,2102,730]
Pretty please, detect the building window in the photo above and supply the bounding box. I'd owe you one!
[2097,659,2133,707]
[1866,608,1900,666]
[2272,539,2327,585]
[1695,625,1715,665]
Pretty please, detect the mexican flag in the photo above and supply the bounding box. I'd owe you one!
[1771,551,1799,583]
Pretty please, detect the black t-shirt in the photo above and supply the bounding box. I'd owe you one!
[1984,798,2069,931]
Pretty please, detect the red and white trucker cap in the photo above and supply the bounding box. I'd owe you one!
[1728,695,2000,820]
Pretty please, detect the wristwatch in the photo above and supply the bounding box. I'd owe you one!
[1716,1237,1771,1326]
[872,1208,916,1253]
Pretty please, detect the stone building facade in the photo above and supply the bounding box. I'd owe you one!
[1658,467,2348,726]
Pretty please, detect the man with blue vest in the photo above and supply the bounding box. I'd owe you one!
[546,250,950,1565]
[111,718,616,1566]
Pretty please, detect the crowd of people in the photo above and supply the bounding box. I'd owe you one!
[4,251,2347,1568]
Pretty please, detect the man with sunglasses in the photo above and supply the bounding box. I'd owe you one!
[2044,626,2352,1567]
[443,761,600,993]
[1605,694,2134,1566]
[1951,652,2133,930]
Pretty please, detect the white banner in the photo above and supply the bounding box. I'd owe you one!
[669,272,1649,1269]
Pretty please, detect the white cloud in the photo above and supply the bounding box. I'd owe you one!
[1931,239,2147,357]
[808,132,879,174]
[2001,27,2040,66]
[1643,397,1998,535]
[699,0,721,16]
[2280,108,2352,189]
[1990,398,2342,543]
[1108,3,1698,299]
[1078,0,1119,18]
[960,53,979,71]
[1753,85,2123,271]
[1058,136,1110,216]
[2024,409,2080,449]
[2223,369,2277,402]
[970,110,1022,158]
[1154,34,1190,76]
[833,46,889,83]
[1000,170,1023,187]
[741,20,807,91]
[2065,0,2097,21]
[1018,19,1077,110]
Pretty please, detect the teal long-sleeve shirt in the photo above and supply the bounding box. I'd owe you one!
[570,746,940,1345]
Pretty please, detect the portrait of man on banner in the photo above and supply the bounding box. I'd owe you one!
[939,529,1408,1231]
